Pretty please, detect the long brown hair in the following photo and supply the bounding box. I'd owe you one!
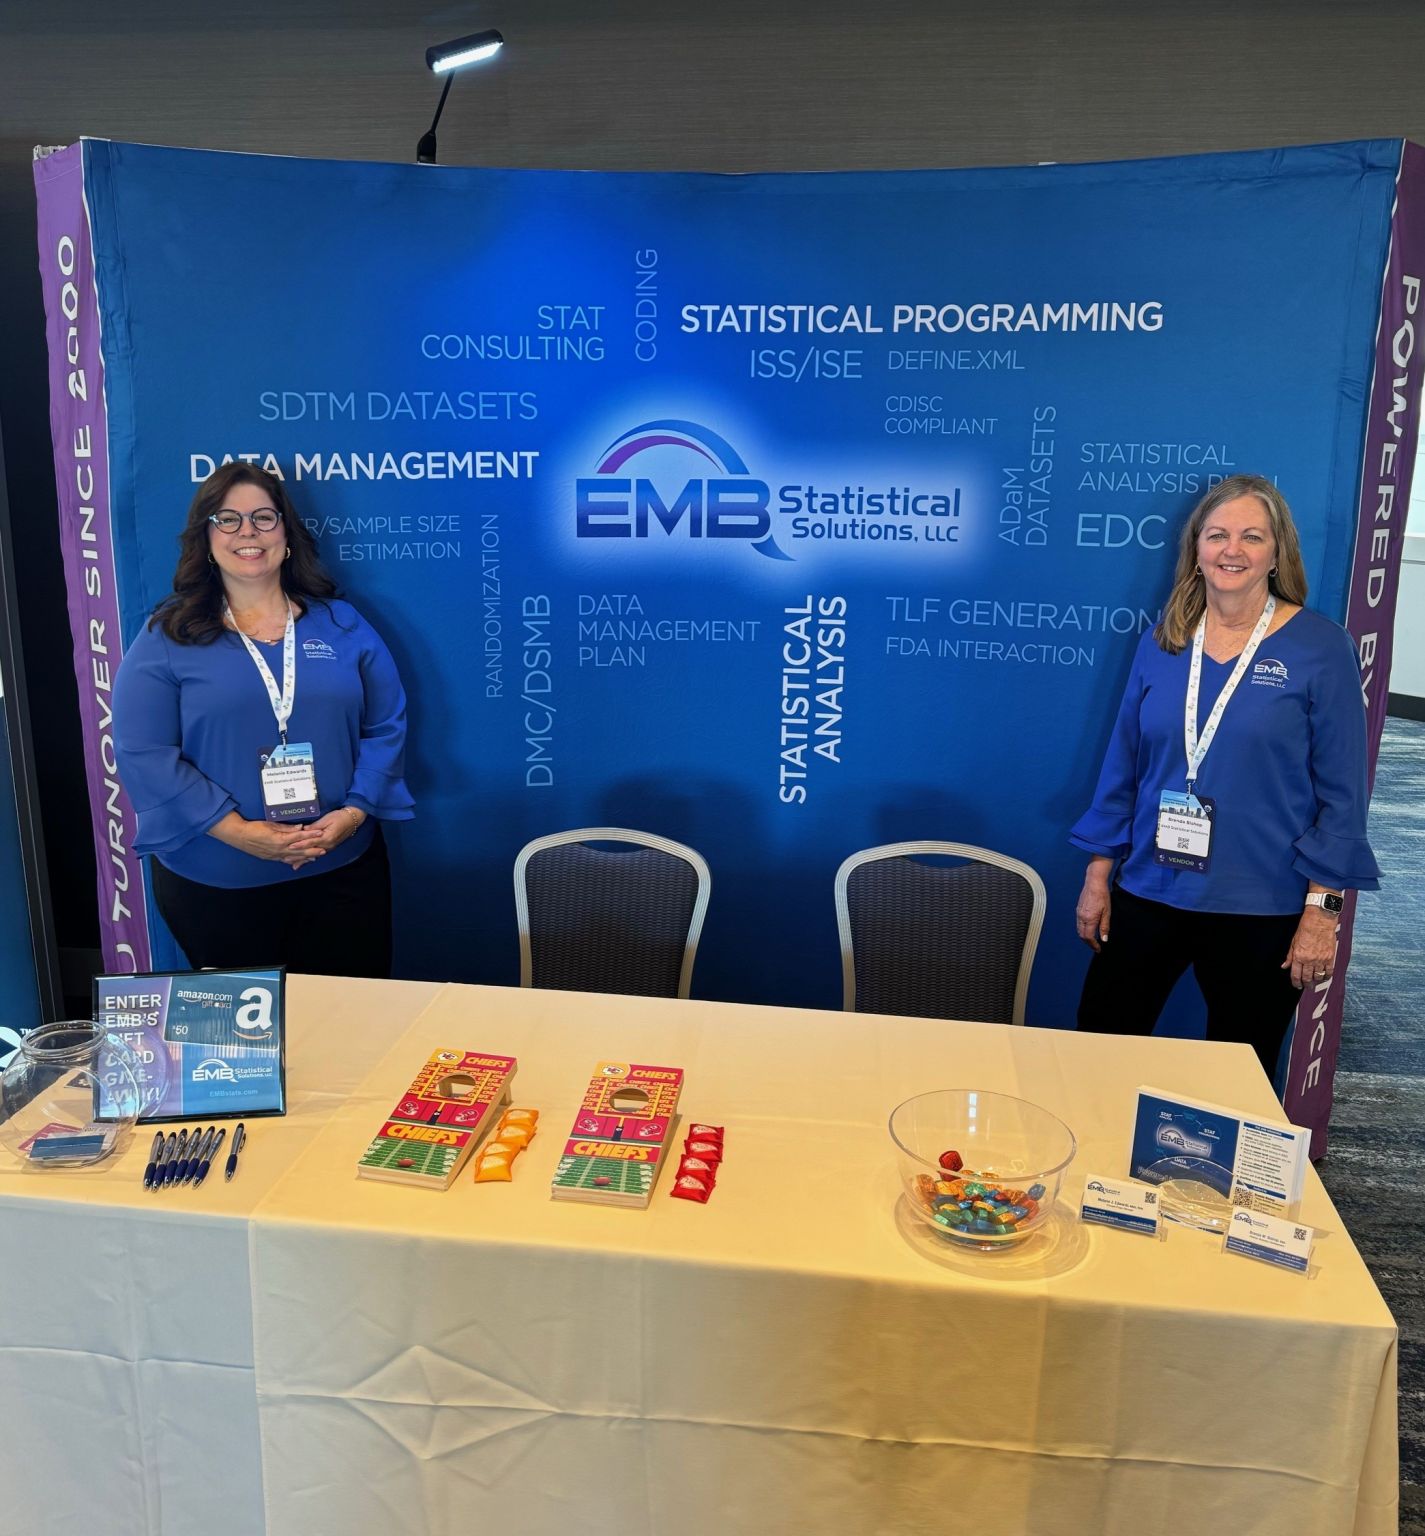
[150,463,339,644]
[1153,474,1308,653]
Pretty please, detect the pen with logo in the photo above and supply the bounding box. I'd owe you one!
[142,1130,164,1190]
[225,1122,246,1182]
[189,1126,219,1185]
[153,1132,177,1191]
[163,1128,190,1189]
[172,1127,199,1184]
[193,1127,226,1188]
[181,1126,214,1185]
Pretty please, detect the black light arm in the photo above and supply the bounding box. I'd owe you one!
[415,29,504,165]
[416,75,454,166]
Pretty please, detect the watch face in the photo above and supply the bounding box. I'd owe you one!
[1322,893,1344,914]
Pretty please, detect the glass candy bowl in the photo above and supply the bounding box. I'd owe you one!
[0,1022,146,1169]
[890,1089,1077,1246]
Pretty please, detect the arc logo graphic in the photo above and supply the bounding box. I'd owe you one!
[192,1058,236,1083]
[576,419,791,560]
[1155,1123,1213,1157]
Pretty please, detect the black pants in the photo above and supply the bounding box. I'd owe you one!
[151,829,393,978]
[1077,886,1302,1078]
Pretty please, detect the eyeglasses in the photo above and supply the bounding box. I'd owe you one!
[208,509,283,534]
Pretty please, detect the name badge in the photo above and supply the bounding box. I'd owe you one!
[1154,789,1214,873]
[260,741,319,822]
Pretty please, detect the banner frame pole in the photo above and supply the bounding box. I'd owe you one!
[0,408,63,1023]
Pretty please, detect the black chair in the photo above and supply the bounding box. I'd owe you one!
[514,828,711,999]
[834,841,1046,1024]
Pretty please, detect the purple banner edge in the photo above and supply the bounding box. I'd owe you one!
[33,142,151,975]
[1283,139,1425,1157]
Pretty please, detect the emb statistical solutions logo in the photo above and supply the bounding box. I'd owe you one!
[575,418,960,559]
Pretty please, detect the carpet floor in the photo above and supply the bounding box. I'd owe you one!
[1318,715,1425,1533]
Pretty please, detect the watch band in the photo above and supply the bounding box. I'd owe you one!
[1304,891,1344,914]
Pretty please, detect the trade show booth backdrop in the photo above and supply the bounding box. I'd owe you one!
[34,138,1423,1151]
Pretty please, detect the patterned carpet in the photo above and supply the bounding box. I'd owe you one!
[1318,715,1425,1533]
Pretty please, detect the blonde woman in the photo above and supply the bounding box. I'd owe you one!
[1070,474,1379,1077]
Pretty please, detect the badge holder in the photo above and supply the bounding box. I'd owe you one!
[1154,788,1214,873]
[260,741,319,822]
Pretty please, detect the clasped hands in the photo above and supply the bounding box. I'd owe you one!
[212,808,365,871]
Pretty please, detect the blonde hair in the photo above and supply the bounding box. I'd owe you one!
[1153,474,1308,653]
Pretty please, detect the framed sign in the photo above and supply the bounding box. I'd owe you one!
[93,967,287,1121]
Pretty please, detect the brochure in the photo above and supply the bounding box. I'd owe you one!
[1130,1086,1309,1218]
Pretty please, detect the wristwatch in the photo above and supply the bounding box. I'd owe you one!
[1304,891,1344,915]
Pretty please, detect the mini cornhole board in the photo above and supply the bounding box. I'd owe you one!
[551,1061,684,1208]
[357,1048,517,1189]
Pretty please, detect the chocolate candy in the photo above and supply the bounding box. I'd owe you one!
[918,1163,1050,1240]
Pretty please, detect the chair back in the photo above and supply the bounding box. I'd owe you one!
[515,828,711,1000]
[835,841,1045,1024]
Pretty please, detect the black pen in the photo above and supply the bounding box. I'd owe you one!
[154,1132,177,1190]
[142,1130,163,1190]
[225,1122,246,1182]
[164,1129,190,1188]
[193,1127,225,1187]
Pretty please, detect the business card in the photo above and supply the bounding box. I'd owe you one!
[1079,1173,1162,1235]
[1222,1207,1314,1274]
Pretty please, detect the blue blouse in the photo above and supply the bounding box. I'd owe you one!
[114,599,415,889]
[1070,608,1379,914]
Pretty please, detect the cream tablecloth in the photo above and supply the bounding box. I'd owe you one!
[0,978,1397,1534]
[0,976,440,1536]
[244,983,1397,1536]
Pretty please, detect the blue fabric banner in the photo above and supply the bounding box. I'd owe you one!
[38,138,1411,1062]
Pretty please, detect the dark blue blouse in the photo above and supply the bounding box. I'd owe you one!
[114,599,414,889]
[1070,608,1380,914]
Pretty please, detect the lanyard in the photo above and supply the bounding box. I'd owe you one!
[226,599,296,743]
[1184,595,1274,788]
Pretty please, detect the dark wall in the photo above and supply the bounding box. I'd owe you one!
[3,0,1424,987]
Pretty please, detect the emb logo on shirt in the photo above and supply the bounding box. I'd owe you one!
[1251,658,1288,688]
[303,639,337,661]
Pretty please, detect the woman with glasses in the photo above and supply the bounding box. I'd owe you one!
[113,463,414,975]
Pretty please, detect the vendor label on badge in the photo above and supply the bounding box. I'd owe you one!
[1154,790,1214,872]
[260,741,319,821]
